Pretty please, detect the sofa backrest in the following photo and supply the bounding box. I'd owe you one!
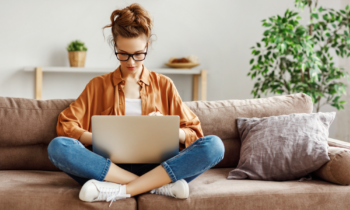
[0,93,313,171]
[0,97,76,171]
[184,93,313,168]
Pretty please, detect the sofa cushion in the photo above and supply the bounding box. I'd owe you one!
[227,112,334,181]
[184,93,313,143]
[0,170,136,210]
[0,97,70,146]
[137,168,350,210]
[312,146,350,185]
[185,93,313,168]
[0,97,76,170]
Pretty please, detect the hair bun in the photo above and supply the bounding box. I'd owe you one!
[103,3,154,47]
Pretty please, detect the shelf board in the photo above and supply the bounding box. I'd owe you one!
[23,67,202,75]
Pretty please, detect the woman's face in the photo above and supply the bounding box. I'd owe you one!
[115,34,148,74]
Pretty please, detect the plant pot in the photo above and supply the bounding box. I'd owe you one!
[68,51,86,67]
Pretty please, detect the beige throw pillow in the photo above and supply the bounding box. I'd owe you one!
[228,112,335,181]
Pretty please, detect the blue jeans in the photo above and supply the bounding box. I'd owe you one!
[47,135,225,186]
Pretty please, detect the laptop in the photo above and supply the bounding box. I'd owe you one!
[91,115,180,164]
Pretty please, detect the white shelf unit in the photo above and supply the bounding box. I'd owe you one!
[23,67,207,101]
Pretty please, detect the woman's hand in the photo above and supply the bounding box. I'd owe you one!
[148,111,163,116]
[79,131,93,146]
[148,111,186,144]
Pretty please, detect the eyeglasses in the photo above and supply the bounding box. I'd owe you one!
[114,42,148,61]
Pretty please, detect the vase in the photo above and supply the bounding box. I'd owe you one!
[68,51,86,67]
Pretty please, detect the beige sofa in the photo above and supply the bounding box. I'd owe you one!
[1,93,350,210]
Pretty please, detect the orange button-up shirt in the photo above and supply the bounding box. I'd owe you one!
[56,64,204,151]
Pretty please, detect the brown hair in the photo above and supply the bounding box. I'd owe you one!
[102,3,156,50]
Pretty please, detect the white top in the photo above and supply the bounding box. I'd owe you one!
[125,98,142,116]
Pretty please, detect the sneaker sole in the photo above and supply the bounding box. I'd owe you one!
[177,179,189,199]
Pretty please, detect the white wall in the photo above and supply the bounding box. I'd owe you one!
[335,0,350,142]
[1,0,347,140]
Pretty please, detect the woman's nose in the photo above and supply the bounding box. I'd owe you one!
[128,56,136,64]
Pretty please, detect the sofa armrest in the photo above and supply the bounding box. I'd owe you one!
[327,138,350,150]
[312,146,350,185]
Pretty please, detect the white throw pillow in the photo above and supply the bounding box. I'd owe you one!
[227,112,335,181]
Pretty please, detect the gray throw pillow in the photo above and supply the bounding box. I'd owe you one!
[227,112,335,181]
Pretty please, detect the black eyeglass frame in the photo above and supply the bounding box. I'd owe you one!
[114,42,148,61]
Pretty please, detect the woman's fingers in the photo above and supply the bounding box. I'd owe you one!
[154,111,162,116]
[148,111,163,116]
[148,111,156,116]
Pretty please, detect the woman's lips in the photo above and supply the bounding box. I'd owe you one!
[127,66,135,70]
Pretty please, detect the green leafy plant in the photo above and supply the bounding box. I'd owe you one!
[67,40,88,51]
[248,0,350,112]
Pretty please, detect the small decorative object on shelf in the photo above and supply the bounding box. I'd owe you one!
[165,55,200,69]
[67,40,88,67]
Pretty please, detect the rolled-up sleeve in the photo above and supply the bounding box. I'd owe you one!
[56,81,93,143]
[167,79,204,148]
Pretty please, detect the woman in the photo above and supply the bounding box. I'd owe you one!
[47,3,224,207]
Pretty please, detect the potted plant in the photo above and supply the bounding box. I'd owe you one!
[248,0,350,112]
[67,40,88,67]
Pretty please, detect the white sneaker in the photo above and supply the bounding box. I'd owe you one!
[150,179,189,199]
[79,179,131,207]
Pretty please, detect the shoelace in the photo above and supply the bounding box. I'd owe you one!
[152,183,175,198]
[95,184,131,207]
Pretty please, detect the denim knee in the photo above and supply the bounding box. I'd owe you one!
[47,136,77,160]
[201,135,225,162]
[48,137,62,160]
